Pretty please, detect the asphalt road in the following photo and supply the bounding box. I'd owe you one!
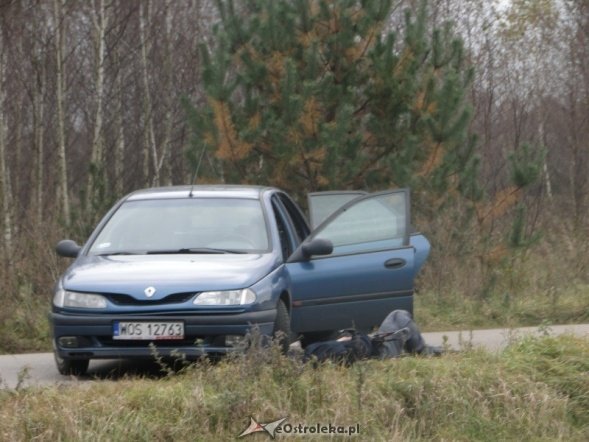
[1,323,587,390]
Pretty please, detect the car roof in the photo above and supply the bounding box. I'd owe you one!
[125,185,274,201]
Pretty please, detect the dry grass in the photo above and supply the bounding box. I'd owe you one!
[0,335,587,441]
[416,283,589,331]
[416,209,589,331]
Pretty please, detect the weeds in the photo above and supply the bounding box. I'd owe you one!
[14,367,31,391]
[0,335,587,441]
[416,283,589,332]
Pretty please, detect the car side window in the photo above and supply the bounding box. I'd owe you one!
[312,191,408,255]
[307,191,366,228]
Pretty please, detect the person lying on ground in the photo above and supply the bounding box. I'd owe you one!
[302,310,442,365]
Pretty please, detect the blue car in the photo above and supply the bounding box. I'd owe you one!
[52,185,430,375]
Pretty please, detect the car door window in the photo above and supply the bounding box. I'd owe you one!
[307,191,367,229]
[311,190,408,255]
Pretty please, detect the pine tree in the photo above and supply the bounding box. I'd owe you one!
[187,0,477,208]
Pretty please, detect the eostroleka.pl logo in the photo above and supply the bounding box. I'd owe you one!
[238,417,360,438]
[238,417,287,438]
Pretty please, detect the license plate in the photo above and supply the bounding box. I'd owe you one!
[113,321,184,340]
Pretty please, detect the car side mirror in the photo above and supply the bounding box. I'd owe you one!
[301,238,333,258]
[56,239,82,258]
[287,238,334,263]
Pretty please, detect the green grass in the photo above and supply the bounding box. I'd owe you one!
[0,335,587,441]
[0,290,51,354]
[0,297,51,354]
[416,283,589,332]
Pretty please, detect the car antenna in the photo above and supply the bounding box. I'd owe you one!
[189,144,207,198]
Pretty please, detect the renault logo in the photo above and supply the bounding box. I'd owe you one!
[144,286,156,298]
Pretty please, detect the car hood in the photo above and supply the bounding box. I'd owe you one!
[61,253,278,299]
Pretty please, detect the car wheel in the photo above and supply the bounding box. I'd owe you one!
[54,353,89,376]
[273,300,292,354]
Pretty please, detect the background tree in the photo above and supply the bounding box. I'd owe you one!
[187,0,477,210]
[0,27,14,263]
[0,0,218,351]
[53,0,71,225]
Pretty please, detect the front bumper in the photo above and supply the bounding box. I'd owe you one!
[51,309,276,360]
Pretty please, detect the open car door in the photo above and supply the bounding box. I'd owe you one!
[287,189,426,334]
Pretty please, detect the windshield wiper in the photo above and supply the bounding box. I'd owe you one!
[146,248,247,255]
[96,251,144,256]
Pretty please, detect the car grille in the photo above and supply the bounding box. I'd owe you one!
[106,292,196,306]
[96,335,224,348]
[96,337,200,347]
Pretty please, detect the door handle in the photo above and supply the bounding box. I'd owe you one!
[384,258,406,269]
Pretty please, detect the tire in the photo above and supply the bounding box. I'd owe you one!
[54,353,89,376]
[273,300,292,354]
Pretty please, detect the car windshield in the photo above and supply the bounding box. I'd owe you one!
[88,197,269,255]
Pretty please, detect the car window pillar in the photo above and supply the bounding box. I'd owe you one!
[270,197,296,260]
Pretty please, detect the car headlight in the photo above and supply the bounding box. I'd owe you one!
[53,289,107,309]
[193,289,256,305]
